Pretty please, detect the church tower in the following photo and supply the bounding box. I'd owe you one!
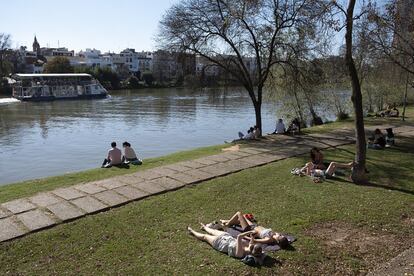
[32,36,40,55]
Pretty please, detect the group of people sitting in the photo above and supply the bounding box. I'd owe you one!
[272,118,301,135]
[187,211,290,265]
[376,105,399,118]
[101,141,142,168]
[292,147,354,181]
[293,128,396,181]
[237,125,261,140]
[368,128,395,149]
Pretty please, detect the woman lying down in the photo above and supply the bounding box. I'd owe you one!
[187,211,290,265]
[187,224,265,265]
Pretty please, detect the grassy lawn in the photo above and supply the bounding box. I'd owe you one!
[0,144,228,204]
[1,137,413,274]
[303,105,414,134]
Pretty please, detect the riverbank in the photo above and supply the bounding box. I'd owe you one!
[1,134,413,274]
[0,107,413,274]
[2,105,411,200]
[0,144,228,203]
[0,87,280,184]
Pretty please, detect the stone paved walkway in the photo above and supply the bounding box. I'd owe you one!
[1,124,413,243]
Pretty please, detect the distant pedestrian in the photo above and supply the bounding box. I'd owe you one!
[101,142,122,168]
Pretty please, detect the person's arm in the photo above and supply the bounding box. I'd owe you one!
[235,231,256,257]
[244,236,272,244]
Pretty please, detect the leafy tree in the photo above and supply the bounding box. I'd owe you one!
[43,57,74,73]
[75,66,120,90]
[126,75,140,89]
[142,72,154,86]
[159,0,326,134]
[94,67,121,90]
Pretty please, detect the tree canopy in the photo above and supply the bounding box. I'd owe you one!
[43,57,74,73]
[159,0,327,131]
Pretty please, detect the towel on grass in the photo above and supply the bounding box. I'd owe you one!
[226,225,296,252]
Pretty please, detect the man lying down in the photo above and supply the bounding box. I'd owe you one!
[187,211,294,266]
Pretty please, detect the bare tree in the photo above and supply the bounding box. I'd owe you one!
[158,0,325,133]
[367,0,414,120]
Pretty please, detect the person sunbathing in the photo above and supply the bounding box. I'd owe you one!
[301,161,354,177]
[219,211,289,249]
[187,224,263,261]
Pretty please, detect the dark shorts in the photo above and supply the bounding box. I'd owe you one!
[244,224,257,231]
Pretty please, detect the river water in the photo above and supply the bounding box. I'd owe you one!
[1,88,291,185]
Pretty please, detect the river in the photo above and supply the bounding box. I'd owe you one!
[0,88,286,185]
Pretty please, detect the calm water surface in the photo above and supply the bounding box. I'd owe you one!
[0,88,286,185]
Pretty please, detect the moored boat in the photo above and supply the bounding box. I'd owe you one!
[11,73,108,101]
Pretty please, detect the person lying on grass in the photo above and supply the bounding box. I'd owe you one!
[301,161,354,177]
[219,211,289,249]
[187,224,264,263]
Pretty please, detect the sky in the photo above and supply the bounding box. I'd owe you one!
[0,0,179,53]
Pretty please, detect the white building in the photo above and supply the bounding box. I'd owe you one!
[77,48,113,69]
[113,49,153,74]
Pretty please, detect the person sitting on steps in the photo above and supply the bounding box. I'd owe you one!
[101,142,122,168]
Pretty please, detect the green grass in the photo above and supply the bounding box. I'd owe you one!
[0,144,228,203]
[303,105,414,134]
[0,139,413,275]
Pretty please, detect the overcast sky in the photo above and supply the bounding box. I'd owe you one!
[1,0,179,53]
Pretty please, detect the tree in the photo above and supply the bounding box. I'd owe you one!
[331,0,369,183]
[126,75,140,88]
[43,57,74,73]
[0,33,12,78]
[367,0,414,120]
[159,0,325,134]
[142,72,154,86]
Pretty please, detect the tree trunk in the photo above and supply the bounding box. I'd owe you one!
[293,90,305,124]
[255,86,263,135]
[247,87,263,136]
[254,101,262,135]
[345,0,368,184]
[402,73,409,121]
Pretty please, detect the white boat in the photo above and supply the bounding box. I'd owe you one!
[11,73,108,101]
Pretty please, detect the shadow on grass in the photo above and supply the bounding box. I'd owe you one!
[261,255,282,268]
[363,182,414,196]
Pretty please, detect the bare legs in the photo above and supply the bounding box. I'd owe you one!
[301,162,315,176]
[187,226,217,246]
[325,161,354,176]
[220,211,253,230]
